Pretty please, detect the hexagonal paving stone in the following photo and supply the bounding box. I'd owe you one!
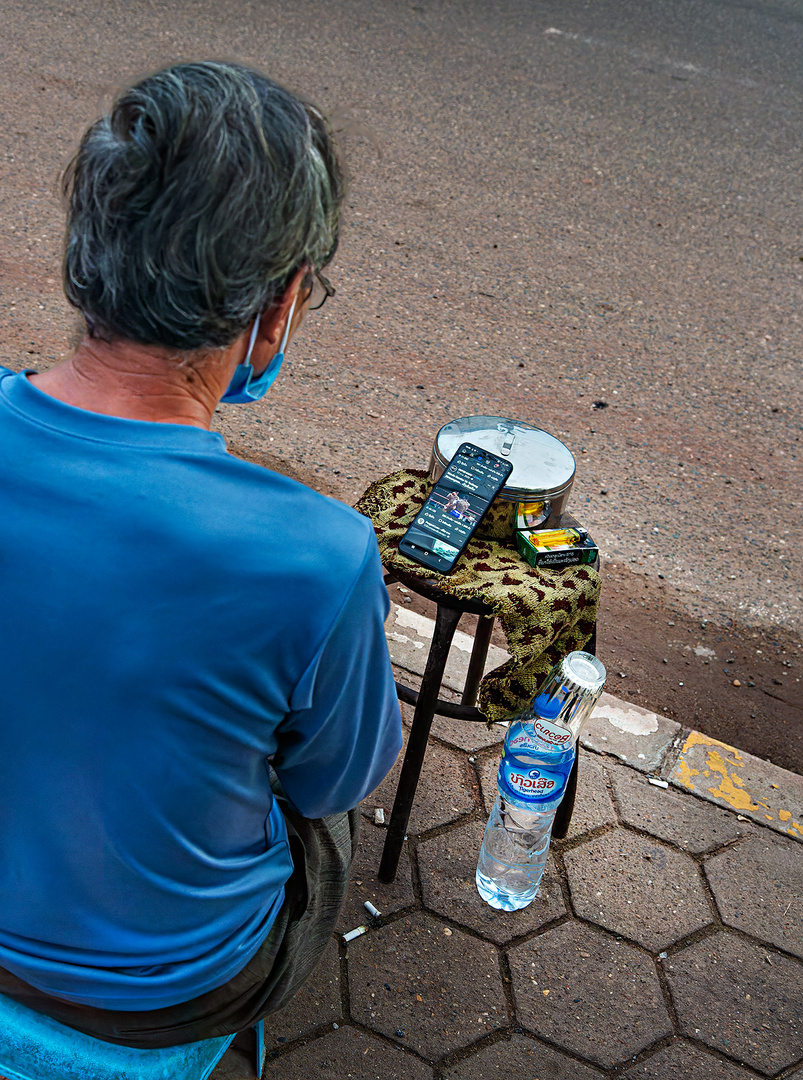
[477,749,502,816]
[361,725,478,834]
[348,911,505,1060]
[212,941,342,1079]
[619,1040,762,1079]
[336,820,415,935]
[428,713,508,754]
[564,828,713,950]
[477,749,616,841]
[508,921,672,1069]
[609,763,753,854]
[396,692,506,754]
[262,1025,433,1079]
[704,832,803,959]
[263,937,341,1044]
[665,931,803,1075]
[442,1031,604,1079]
[561,753,618,841]
[417,819,565,944]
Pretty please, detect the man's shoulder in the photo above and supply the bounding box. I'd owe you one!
[222,452,368,526]
[210,451,377,575]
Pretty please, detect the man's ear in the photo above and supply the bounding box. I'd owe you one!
[259,267,308,347]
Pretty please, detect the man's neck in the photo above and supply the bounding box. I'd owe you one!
[29,336,235,429]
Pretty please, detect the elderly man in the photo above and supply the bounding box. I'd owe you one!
[0,62,401,1046]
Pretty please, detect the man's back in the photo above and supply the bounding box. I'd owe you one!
[0,367,400,1010]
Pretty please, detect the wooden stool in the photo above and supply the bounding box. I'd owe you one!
[379,566,595,883]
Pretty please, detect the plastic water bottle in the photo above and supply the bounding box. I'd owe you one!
[475,730,574,911]
[476,651,606,911]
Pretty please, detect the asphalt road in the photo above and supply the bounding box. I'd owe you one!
[1,0,800,761]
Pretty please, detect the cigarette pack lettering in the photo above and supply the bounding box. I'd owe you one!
[516,525,598,569]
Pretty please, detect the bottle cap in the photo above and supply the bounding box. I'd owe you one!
[532,651,607,740]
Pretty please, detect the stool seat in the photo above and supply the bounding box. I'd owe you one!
[0,990,264,1080]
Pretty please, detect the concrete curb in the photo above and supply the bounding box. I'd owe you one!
[385,602,803,843]
[584,695,803,842]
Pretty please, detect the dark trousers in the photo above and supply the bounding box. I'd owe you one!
[0,796,358,1048]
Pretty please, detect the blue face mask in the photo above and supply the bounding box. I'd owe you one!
[220,297,297,404]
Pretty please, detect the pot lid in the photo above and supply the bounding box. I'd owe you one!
[433,415,575,497]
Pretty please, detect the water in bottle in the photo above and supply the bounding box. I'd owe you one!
[475,719,574,910]
[475,651,606,912]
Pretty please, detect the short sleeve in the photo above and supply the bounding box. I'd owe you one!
[271,535,402,818]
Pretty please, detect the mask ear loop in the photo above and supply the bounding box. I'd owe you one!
[243,313,262,368]
[277,297,296,357]
[243,296,296,368]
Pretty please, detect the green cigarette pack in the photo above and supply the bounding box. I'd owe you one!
[516,526,598,569]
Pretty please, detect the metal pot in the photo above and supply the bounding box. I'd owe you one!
[428,415,576,541]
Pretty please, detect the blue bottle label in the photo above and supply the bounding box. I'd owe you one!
[498,757,569,804]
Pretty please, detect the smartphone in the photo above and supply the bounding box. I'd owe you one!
[398,443,514,574]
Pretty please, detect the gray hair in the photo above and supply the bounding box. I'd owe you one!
[62,62,343,349]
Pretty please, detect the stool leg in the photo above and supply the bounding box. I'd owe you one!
[379,603,463,883]
[552,744,580,839]
[554,572,598,839]
[461,614,495,707]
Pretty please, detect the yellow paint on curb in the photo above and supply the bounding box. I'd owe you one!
[673,756,699,791]
[704,748,762,813]
[683,730,743,757]
[672,730,798,832]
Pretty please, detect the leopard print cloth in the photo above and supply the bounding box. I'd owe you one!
[355,469,600,722]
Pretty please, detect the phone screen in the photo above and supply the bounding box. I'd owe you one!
[399,443,513,573]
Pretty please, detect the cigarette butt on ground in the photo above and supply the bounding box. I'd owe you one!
[343,925,369,943]
[364,901,382,918]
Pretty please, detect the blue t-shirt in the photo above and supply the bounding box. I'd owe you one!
[0,367,401,1010]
